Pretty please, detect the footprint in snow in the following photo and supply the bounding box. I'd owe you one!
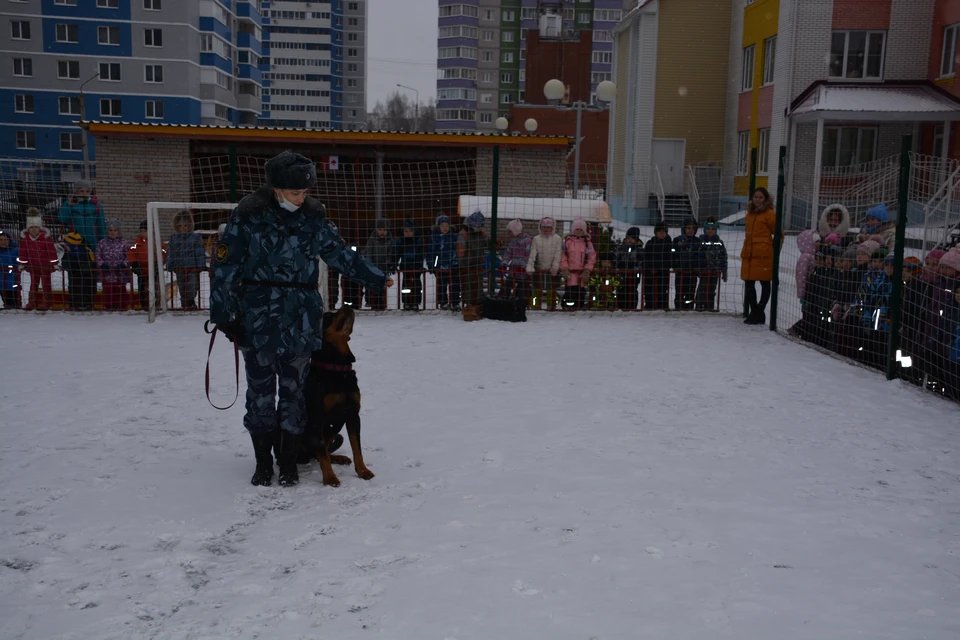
[512,580,540,596]
[482,450,504,467]
[645,546,664,559]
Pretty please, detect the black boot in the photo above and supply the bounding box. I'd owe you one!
[250,431,277,486]
[745,310,766,325]
[277,431,301,487]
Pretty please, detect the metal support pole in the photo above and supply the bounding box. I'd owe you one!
[812,117,825,230]
[229,143,238,204]
[770,146,787,333]
[785,119,798,228]
[886,135,912,381]
[80,96,91,182]
[375,151,384,222]
[573,101,583,198]
[489,145,500,296]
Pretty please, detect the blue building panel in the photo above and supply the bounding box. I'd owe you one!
[42,19,132,57]
[237,63,262,84]
[236,1,264,26]
[41,0,130,20]
[199,17,233,41]
[199,52,234,74]
[237,32,263,56]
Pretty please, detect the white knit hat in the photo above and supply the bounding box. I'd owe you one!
[25,215,43,229]
[571,218,587,234]
[506,219,523,236]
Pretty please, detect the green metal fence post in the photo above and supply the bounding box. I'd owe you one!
[229,143,238,203]
[489,144,500,296]
[886,135,912,381]
[770,146,787,333]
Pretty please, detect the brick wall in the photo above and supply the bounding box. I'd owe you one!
[476,147,567,197]
[885,0,935,80]
[93,136,192,239]
[722,0,746,194]
[832,0,891,29]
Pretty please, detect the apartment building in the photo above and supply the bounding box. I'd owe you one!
[2,0,265,160]
[436,0,632,132]
[259,0,367,130]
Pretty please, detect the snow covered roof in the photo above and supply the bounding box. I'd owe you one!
[458,196,612,223]
[788,81,960,122]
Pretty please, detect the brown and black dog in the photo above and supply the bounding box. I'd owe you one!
[301,305,375,487]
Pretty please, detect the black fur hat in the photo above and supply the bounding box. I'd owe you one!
[626,226,640,239]
[265,151,317,190]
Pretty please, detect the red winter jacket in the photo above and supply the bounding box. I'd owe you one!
[19,228,59,271]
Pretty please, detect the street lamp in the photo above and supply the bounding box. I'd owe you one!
[396,83,419,132]
[495,116,509,131]
[542,78,617,196]
[524,118,538,134]
[79,71,100,181]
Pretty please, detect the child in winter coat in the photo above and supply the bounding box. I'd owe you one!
[673,217,701,310]
[19,211,58,310]
[396,218,425,310]
[527,216,563,310]
[457,210,487,310]
[61,231,97,310]
[797,248,836,348]
[0,230,21,309]
[850,249,893,368]
[96,218,131,310]
[363,219,396,310]
[696,218,727,312]
[643,221,673,310]
[560,218,596,310]
[127,219,167,311]
[428,213,460,310]
[856,203,897,250]
[818,203,852,247]
[500,218,532,301]
[166,210,206,310]
[57,179,107,246]
[614,227,643,310]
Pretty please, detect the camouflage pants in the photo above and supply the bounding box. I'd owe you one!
[241,348,311,436]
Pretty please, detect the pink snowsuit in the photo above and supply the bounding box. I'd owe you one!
[560,234,597,287]
[795,230,817,300]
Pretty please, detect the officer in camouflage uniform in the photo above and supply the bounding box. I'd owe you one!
[210,151,393,487]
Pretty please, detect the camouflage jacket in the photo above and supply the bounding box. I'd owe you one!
[210,186,387,355]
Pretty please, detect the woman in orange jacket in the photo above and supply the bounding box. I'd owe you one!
[741,187,777,325]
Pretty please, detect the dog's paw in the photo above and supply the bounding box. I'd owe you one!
[356,467,375,481]
[330,454,352,466]
[322,474,341,487]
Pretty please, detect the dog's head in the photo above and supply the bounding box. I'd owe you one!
[322,305,355,356]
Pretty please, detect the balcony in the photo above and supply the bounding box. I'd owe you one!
[236,1,264,26]
[236,91,262,113]
[237,63,263,84]
[237,32,263,56]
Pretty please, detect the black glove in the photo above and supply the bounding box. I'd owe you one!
[220,321,244,344]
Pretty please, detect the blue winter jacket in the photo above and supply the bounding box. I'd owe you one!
[855,270,893,330]
[428,228,459,270]
[210,186,387,355]
[58,197,107,245]
[166,232,207,270]
[0,241,19,291]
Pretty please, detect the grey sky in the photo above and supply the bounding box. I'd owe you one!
[367,0,438,109]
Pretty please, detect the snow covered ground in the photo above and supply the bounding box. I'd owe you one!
[1,313,958,640]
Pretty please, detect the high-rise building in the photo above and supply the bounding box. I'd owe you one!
[259,0,367,130]
[436,0,631,132]
[1,0,265,160]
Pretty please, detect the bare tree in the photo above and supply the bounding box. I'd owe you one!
[365,91,435,132]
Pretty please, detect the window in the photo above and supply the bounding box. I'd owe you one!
[348,1,358,9]
[215,104,229,120]
[482,30,493,41]
[59,96,81,115]
[437,67,477,80]
[591,71,611,83]
[16,131,35,150]
[519,69,525,81]
[822,127,877,168]
[437,109,476,121]
[58,60,80,79]
[480,92,493,104]
[347,32,359,42]
[144,28,162,47]
[829,31,885,79]
[737,131,749,175]
[438,88,476,101]
[563,8,574,20]
[502,10,515,21]
[480,71,493,83]
[99,62,121,81]
[11,20,30,40]
[200,34,232,59]
[483,9,494,21]
[762,36,776,85]
[347,78,358,87]
[594,9,622,21]
[97,0,119,7]
[13,58,33,77]
[57,24,79,43]
[501,93,514,104]
[144,0,161,10]
[347,48,358,57]
[348,17,358,26]
[482,51,494,62]
[438,46,477,59]
[742,44,755,91]
[98,25,120,45]
[14,94,34,114]
[942,23,959,77]
[502,31,514,42]
[934,125,945,157]
[144,64,163,83]
[100,98,122,117]
[593,30,611,43]
[501,72,513,83]
[758,128,770,173]
[56,0,77,5]
[347,63,358,72]
[439,4,479,18]
[60,132,82,151]
[578,12,590,23]
[520,48,526,60]
[479,112,492,123]
[592,51,612,64]
[502,52,514,63]
[145,100,164,119]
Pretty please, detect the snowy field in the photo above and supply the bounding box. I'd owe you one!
[1,313,959,640]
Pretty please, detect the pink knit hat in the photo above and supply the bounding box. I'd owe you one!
[938,248,960,272]
[857,240,881,257]
[824,233,842,246]
[571,218,587,234]
[506,219,523,236]
[926,249,946,263]
[539,216,555,229]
